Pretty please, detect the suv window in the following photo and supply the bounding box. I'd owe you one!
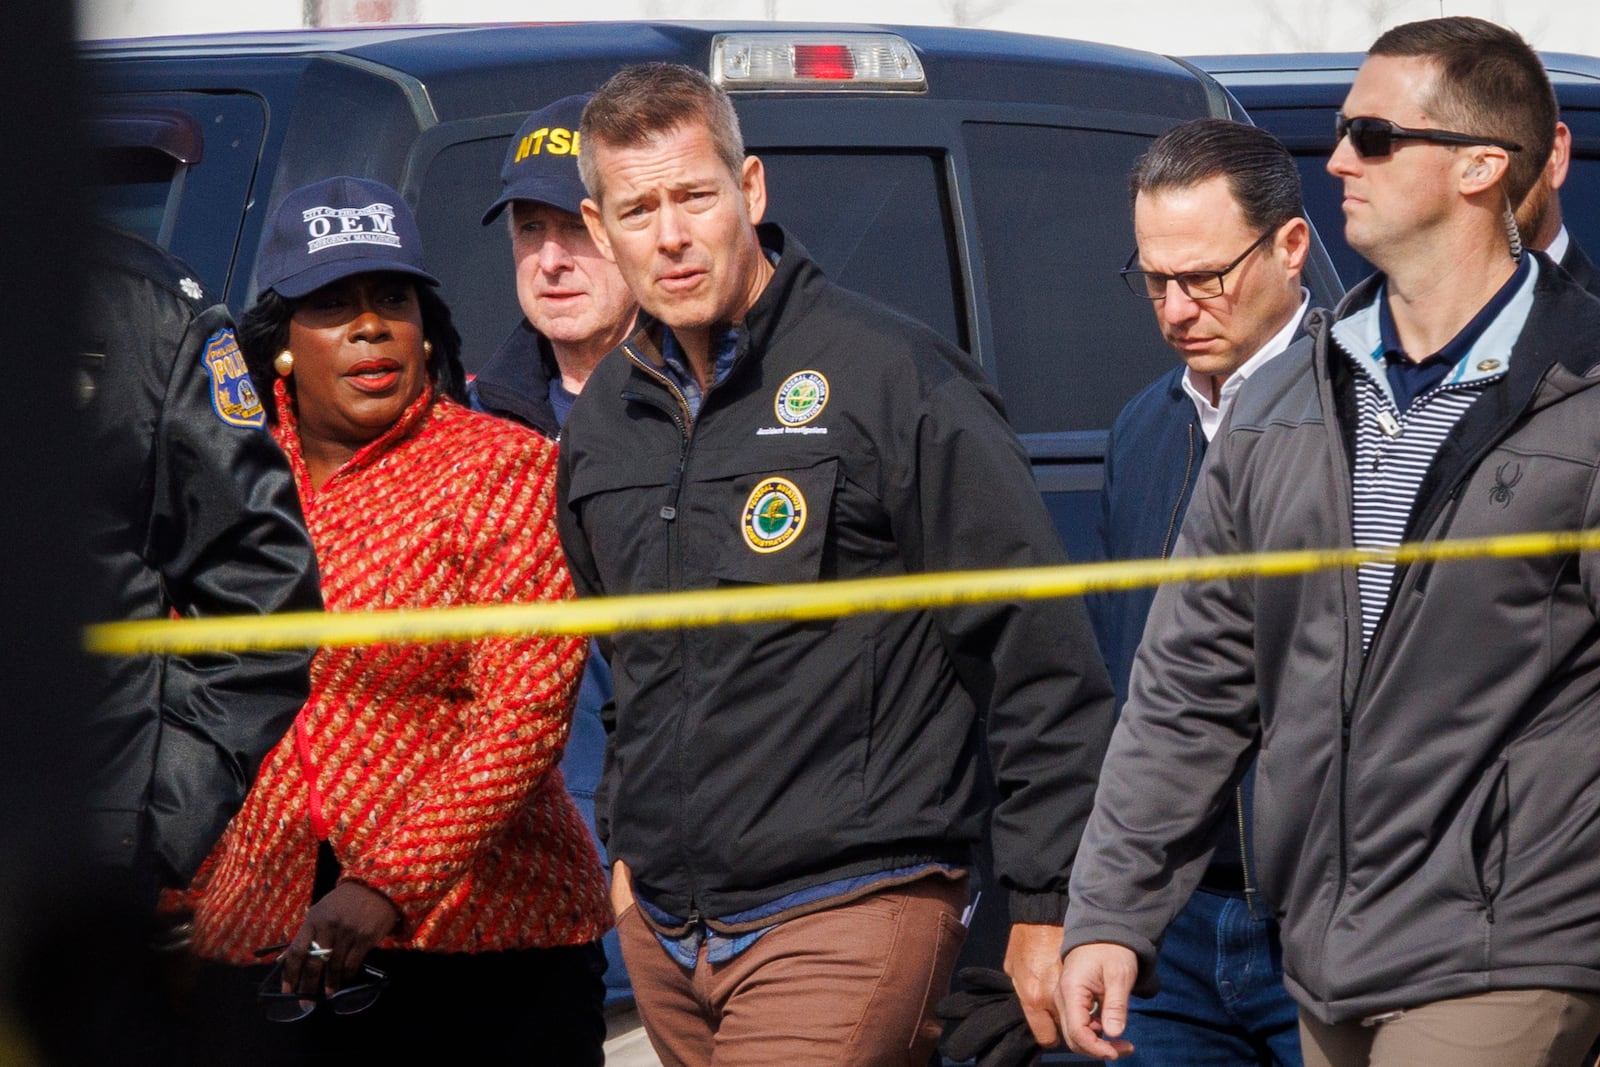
[88,92,265,295]
[963,121,1175,435]
[94,146,182,245]
[761,148,967,355]
[962,121,1183,562]
[416,135,519,372]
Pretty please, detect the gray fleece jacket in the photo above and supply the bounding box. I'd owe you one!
[1064,254,1600,1024]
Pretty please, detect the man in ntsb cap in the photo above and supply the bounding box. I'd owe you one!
[472,93,636,431]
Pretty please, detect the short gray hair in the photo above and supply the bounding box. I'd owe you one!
[578,63,745,203]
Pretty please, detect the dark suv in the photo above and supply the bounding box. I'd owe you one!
[83,22,1343,1060]
[84,23,1343,563]
[1194,51,1600,287]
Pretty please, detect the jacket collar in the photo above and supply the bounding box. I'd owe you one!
[1560,239,1600,300]
[1314,253,1600,542]
[622,223,819,387]
[471,319,560,437]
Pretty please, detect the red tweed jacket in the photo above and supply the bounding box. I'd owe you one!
[190,384,610,961]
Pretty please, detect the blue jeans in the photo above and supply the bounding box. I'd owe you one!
[1122,889,1302,1067]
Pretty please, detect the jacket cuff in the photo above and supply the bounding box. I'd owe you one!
[1060,920,1162,999]
[1008,889,1070,926]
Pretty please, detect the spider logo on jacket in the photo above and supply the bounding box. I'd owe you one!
[1489,461,1522,508]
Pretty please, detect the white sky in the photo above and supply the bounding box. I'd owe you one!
[77,0,1600,56]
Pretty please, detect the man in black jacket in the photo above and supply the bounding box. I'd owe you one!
[57,225,321,1064]
[472,93,637,434]
[82,226,321,907]
[1514,120,1600,298]
[561,62,1114,1064]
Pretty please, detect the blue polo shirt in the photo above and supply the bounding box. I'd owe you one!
[1380,253,1531,412]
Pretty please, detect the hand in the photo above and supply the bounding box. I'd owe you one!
[1003,922,1068,1047]
[610,859,635,917]
[1056,942,1139,1060]
[280,881,400,997]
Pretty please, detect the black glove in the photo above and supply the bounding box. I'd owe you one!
[935,966,1042,1067]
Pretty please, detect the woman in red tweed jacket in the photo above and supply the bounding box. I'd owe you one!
[181,177,611,1063]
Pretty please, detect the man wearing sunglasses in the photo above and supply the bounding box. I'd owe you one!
[1060,17,1600,1067]
[1090,118,1312,1067]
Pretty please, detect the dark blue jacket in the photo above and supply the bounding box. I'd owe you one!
[1560,239,1600,301]
[469,319,563,438]
[1090,366,1253,877]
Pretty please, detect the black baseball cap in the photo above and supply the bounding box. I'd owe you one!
[481,94,591,225]
[257,176,440,299]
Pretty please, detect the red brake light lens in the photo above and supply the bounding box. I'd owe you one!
[792,45,856,81]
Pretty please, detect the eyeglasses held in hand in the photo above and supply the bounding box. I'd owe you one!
[1120,230,1274,301]
[252,943,390,1023]
[1334,114,1523,160]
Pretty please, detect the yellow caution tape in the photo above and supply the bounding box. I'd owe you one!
[85,527,1600,657]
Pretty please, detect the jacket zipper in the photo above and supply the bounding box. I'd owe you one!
[1316,315,1358,898]
[621,342,701,916]
[1159,422,1196,560]
[1167,422,1259,915]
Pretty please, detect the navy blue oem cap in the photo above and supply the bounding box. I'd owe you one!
[257,175,440,299]
[482,94,591,225]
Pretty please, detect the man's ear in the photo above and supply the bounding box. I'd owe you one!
[741,154,767,227]
[1278,216,1311,276]
[581,198,616,264]
[1550,120,1572,191]
[1461,148,1511,196]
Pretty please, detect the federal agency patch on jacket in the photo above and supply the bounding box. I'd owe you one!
[743,477,807,553]
[204,327,266,429]
[774,370,829,426]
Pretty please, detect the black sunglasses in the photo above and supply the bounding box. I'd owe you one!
[1120,229,1274,302]
[252,943,390,1023]
[1335,115,1523,160]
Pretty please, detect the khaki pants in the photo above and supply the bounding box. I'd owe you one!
[1299,988,1600,1067]
[617,876,968,1067]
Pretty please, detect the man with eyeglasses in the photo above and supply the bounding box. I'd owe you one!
[1058,17,1600,1067]
[1089,117,1311,1067]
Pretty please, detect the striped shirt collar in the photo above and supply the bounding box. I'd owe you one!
[1332,255,1539,408]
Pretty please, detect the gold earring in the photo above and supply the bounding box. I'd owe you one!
[423,339,434,357]
[273,350,294,377]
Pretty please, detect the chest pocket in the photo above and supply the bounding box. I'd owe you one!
[565,450,683,595]
[682,451,839,586]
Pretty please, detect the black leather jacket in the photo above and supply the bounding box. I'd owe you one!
[81,228,321,901]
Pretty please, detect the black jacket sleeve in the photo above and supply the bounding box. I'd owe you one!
[896,367,1116,925]
[84,230,322,895]
[555,436,620,847]
[147,305,322,886]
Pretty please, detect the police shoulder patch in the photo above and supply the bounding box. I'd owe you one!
[742,477,807,553]
[774,370,829,426]
[203,327,266,429]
